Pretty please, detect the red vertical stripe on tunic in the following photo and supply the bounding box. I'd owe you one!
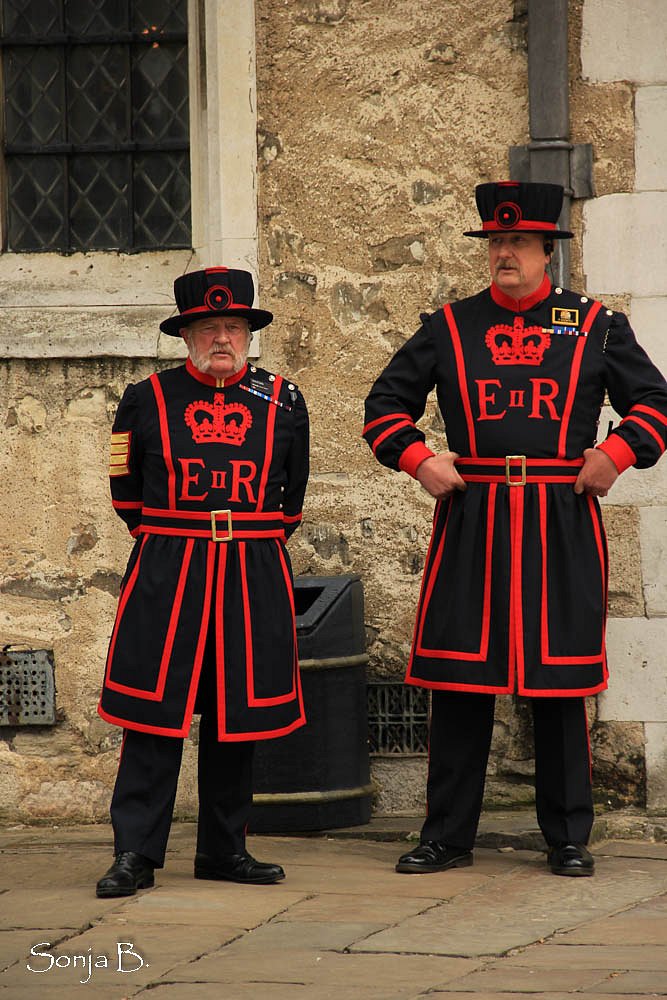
[557,302,602,459]
[444,304,478,456]
[149,373,177,508]
[256,375,283,510]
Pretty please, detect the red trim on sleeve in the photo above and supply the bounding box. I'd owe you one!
[622,415,667,454]
[398,441,435,478]
[372,418,414,454]
[363,411,413,435]
[632,403,667,427]
[597,434,637,474]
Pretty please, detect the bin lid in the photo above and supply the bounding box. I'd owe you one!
[294,574,361,633]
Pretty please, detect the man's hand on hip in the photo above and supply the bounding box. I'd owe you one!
[415,452,467,500]
[574,448,619,498]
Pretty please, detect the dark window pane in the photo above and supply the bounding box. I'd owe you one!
[134,151,190,248]
[2,0,190,252]
[68,45,129,144]
[65,0,128,36]
[70,153,130,249]
[132,0,187,34]
[132,42,188,142]
[3,47,64,145]
[1,0,61,36]
[6,155,67,251]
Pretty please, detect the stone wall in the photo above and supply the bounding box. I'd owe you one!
[0,0,662,824]
[581,0,667,816]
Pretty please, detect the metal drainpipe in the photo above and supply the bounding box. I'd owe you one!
[527,0,571,286]
[510,0,594,288]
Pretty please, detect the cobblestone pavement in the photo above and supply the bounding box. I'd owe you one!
[1,820,666,999]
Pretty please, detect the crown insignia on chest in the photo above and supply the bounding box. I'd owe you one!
[485,316,551,366]
[184,397,253,445]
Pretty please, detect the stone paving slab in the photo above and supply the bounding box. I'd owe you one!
[0,930,71,975]
[418,994,646,1000]
[500,942,667,970]
[588,969,667,993]
[275,890,438,924]
[2,823,667,999]
[146,985,394,1000]
[2,886,129,930]
[0,923,235,991]
[122,883,309,930]
[596,839,667,860]
[441,963,610,993]
[166,948,480,995]
[353,854,667,957]
[554,895,667,945]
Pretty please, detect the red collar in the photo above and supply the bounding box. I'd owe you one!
[185,357,248,387]
[490,273,551,312]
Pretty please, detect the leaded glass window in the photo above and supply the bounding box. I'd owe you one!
[0,0,191,252]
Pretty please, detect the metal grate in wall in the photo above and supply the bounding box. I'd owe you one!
[367,681,429,754]
[0,648,56,726]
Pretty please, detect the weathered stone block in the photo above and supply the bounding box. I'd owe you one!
[630,297,667,379]
[601,505,644,618]
[590,720,646,807]
[645,721,667,814]
[600,618,667,722]
[636,86,667,190]
[370,235,426,272]
[584,193,667,297]
[640,506,667,617]
[582,0,667,85]
[370,755,426,815]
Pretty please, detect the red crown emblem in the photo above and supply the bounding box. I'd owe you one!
[184,398,253,445]
[485,317,551,366]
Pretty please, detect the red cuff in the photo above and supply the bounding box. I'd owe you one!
[597,435,636,474]
[398,441,435,479]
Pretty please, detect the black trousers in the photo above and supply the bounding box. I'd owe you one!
[421,691,594,849]
[109,632,256,869]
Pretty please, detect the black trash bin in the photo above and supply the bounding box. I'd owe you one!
[249,574,372,832]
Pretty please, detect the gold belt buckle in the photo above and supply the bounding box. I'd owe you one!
[211,509,233,542]
[505,455,527,486]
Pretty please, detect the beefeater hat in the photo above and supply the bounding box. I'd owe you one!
[160,267,274,337]
[464,181,573,239]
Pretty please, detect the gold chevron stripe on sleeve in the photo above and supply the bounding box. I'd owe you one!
[109,431,131,476]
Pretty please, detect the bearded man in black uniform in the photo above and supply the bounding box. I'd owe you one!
[96,267,309,897]
[363,182,667,877]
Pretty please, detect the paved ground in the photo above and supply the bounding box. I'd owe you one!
[1,818,667,999]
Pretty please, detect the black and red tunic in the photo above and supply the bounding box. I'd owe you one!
[99,358,309,740]
[364,275,667,697]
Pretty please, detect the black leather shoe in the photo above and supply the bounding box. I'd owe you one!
[194,851,285,884]
[96,851,155,898]
[396,841,473,874]
[548,843,595,877]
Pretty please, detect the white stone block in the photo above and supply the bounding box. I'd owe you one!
[645,722,667,813]
[583,194,667,298]
[582,0,667,85]
[629,298,667,377]
[599,617,667,722]
[636,87,667,190]
[598,405,667,506]
[640,507,667,616]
